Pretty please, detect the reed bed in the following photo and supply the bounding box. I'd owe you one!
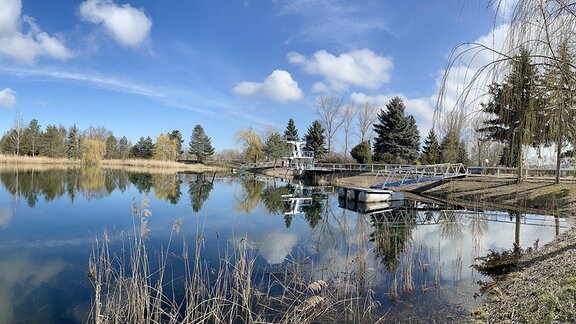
[0,154,79,165]
[88,198,385,323]
[100,159,225,172]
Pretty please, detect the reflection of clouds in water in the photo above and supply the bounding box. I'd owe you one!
[259,232,299,264]
[416,212,564,283]
[0,255,66,323]
[0,207,12,228]
[231,232,299,265]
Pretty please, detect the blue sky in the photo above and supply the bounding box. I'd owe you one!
[0,0,509,151]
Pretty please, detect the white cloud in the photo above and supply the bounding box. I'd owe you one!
[0,0,73,63]
[288,49,393,91]
[0,88,16,108]
[79,0,152,48]
[233,70,303,103]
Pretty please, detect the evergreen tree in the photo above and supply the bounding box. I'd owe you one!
[189,124,215,163]
[478,48,545,182]
[66,124,81,159]
[22,119,42,157]
[118,136,131,160]
[373,96,420,163]
[304,120,326,160]
[168,130,184,154]
[130,136,154,159]
[350,140,372,164]
[284,118,299,141]
[264,131,288,167]
[41,124,67,158]
[421,129,441,164]
[105,135,119,159]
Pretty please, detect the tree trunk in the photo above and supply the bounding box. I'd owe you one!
[555,141,562,184]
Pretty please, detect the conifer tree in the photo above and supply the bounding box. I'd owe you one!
[284,118,299,141]
[478,48,545,182]
[66,124,81,159]
[304,120,326,160]
[168,130,184,154]
[22,119,41,157]
[105,135,119,159]
[189,124,215,163]
[421,129,441,164]
[264,131,288,167]
[350,140,372,164]
[373,96,420,163]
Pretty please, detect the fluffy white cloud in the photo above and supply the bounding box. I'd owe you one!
[0,88,16,108]
[0,0,73,63]
[288,49,393,91]
[233,70,303,103]
[79,0,152,48]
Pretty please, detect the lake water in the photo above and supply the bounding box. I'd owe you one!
[0,167,568,323]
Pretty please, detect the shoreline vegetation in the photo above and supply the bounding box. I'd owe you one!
[0,154,228,173]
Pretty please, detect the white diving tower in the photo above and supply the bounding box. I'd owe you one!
[284,140,314,171]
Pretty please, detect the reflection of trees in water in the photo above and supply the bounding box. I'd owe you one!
[370,210,416,272]
[302,192,325,229]
[0,169,69,207]
[0,168,191,205]
[235,178,263,214]
[152,173,182,204]
[129,173,153,194]
[469,211,489,257]
[261,183,291,215]
[438,210,465,240]
[78,167,107,200]
[188,174,214,212]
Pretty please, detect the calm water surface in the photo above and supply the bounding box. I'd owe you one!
[0,167,568,323]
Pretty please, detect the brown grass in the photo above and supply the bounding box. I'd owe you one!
[100,159,226,172]
[88,198,385,323]
[0,154,79,165]
[0,155,227,173]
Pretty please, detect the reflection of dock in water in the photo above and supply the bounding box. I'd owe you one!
[339,197,567,229]
[282,183,327,216]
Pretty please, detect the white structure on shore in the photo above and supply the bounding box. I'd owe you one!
[283,140,314,171]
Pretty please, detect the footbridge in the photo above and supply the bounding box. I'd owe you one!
[370,163,467,189]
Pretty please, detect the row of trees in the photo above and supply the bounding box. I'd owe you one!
[232,95,472,168]
[0,117,215,165]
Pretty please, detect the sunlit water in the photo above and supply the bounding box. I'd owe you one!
[0,167,568,323]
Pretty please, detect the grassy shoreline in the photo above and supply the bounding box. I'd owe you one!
[0,155,227,173]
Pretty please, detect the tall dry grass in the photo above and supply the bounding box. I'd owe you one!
[0,154,79,165]
[88,198,385,323]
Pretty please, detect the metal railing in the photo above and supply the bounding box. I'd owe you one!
[370,163,468,189]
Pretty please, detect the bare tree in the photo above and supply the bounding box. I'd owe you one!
[340,103,357,161]
[356,102,378,142]
[8,112,24,156]
[315,95,344,154]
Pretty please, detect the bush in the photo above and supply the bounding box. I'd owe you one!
[350,141,372,164]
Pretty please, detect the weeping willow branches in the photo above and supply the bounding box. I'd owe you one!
[437,0,576,183]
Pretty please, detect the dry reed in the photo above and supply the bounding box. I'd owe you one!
[88,199,385,323]
[0,154,79,165]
